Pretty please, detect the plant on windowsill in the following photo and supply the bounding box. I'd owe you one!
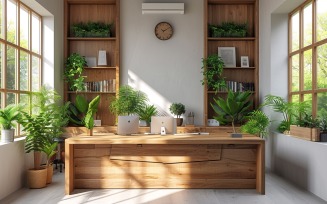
[241,110,270,138]
[264,95,308,134]
[290,113,320,141]
[0,104,23,143]
[138,104,158,127]
[319,118,327,142]
[211,90,252,137]
[67,95,100,136]
[201,54,226,93]
[169,103,186,126]
[64,53,87,92]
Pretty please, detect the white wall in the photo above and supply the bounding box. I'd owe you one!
[273,133,327,201]
[121,0,204,125]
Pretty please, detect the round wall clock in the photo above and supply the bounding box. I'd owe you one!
[154,22,173,40]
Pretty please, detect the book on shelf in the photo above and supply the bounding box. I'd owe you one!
[84,79,116,92]
[226,81,255,92]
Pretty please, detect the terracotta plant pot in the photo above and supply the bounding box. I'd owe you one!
[176,118,183,126]
[27,168,47,188]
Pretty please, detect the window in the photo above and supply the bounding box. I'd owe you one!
[0,0,42,136]
[289,0,327,118]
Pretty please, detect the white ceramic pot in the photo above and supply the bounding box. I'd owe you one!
[1,129,15,143]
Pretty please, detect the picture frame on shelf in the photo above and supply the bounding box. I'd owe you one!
[218,47,236,67]
[98,50,107,66]
[241,56,249,67]
[85,57,97,67]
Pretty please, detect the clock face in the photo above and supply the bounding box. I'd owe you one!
[154,22,173,40]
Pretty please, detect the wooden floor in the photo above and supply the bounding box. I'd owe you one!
[1,170,326,204]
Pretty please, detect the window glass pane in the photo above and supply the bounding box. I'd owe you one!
[32,56,40,91]
[20,6,29,49]
[317,0,327,42]
[317,92,327,118]
[19,93,29,106]
[303,3,312,47]
[292,94,299,103]
[304,94,312,115]
[20,51,29,91]
[32,13,40,54]
[0,0,3,39]
[303,49,312,90]
[317,43,327,89]
[6,45,16,90]
[291,54,300,92]
[6,92,15,105]
[7,0,17,44]
[291,12,300,51]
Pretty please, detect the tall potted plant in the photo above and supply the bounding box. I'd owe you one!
[0,104,23,143]
[169,103,186,126]
[20,86,69,188]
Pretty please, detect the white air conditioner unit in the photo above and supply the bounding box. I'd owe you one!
[142,3,184,14]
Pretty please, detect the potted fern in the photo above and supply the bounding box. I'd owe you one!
[138,104,158,127]
[0,104,23,143]
[241,110,270,138]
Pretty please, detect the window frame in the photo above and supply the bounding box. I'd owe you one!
[0,0,42,137]
[289,0,327,117]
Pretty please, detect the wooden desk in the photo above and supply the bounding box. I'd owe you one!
[65,134,265,195]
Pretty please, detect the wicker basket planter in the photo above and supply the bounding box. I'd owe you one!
[27,168,47,188]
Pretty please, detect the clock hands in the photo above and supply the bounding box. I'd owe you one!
[161,27,170,32]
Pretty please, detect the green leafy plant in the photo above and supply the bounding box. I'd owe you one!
[169,103,186,118]
[264,95,309,133]
[64,53,87,92]
[296,113,320,128]
[109,85,148,116]
[211,90,252,133]
[72,22,112,37]
[0,104,23,130]
[320,118,327,133]
[67,95,100,130]
[138,104,158,124]
[241,110,270,138]
[201,54,226,92]
[20,86,69,169]
[209,22,247,37]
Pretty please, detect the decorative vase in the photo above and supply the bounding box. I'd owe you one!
[176,118,183,126]
[1,129,15,143]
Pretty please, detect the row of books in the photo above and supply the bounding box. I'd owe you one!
[84,79,116,92]
[226,81,255,92]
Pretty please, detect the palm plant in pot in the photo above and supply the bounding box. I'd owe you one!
[211,90,252,137]
[20,86,69,188]
[0,104,23,143]
[138,104,158,127]
[169,103,186,126]
[109,85,148,132]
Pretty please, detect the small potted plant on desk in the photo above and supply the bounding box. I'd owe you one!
[138,104,158,127]
[211,90,252,137]
[109,85,148,132]
[67,95,100,136]
[0,104,23,143]
[169,103,186,127]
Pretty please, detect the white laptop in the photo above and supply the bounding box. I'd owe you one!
[150,116,175,135]
[117,116,139,135]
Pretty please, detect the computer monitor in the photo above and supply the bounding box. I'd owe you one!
[117,116,139,135]
[150,116,175,134]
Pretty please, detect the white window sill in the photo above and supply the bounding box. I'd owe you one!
[0,137,26,147]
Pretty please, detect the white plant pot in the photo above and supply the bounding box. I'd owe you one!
[1,129,15,143]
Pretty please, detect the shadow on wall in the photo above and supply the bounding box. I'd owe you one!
[274,155,308,189]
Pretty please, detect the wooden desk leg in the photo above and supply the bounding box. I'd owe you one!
[65,143,74,195]
[256,142,265,194]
